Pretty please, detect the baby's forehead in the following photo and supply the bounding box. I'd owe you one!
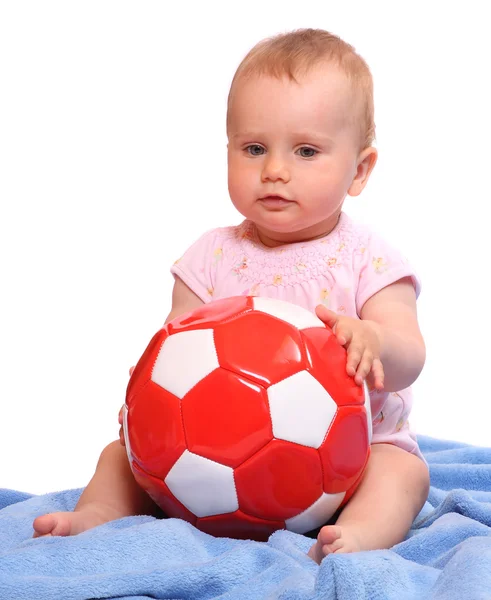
[228,68,360,134]
[234,66,359,110]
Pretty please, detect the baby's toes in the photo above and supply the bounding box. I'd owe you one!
[33,512,72,537]
[318,525,343,547]
[322,537,345,555]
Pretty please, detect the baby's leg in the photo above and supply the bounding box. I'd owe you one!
[33,440,157,537]
[308,443,429,563]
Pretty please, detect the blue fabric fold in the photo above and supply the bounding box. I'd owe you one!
[1,435,490,600]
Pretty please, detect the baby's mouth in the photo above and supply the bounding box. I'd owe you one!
[258,195,294,208]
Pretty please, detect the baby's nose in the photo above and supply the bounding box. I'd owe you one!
[261,155,290,183]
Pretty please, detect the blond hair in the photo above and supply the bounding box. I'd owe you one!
[227,28,375,149]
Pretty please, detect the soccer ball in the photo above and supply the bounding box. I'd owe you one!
[123,296,372,541]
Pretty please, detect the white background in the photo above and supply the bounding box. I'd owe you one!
[1,1,490,494]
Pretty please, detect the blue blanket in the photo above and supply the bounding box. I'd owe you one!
[1,435,490,600]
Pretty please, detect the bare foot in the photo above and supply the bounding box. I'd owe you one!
[33,502,123,538]
[307,525,362,564]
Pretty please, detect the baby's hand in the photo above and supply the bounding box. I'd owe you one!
[315,305,384,391]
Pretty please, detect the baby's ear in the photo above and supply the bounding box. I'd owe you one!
[348,147,378,197]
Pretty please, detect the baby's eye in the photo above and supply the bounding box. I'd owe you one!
[297,147,318,158]
[245,144,265,156]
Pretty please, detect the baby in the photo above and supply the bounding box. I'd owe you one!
[33,28,430,563]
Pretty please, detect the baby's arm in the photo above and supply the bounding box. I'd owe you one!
[33,277,204,537]
[358,276,425,391]
[316,277,425,392]
[166,276,204,323]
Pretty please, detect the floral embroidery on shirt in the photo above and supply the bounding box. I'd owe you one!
[320,288,331,307]
[372,256,389,273]
[295,262,307,272]
[241,283,260,296]
[232,256,248,276]
[213,248,223,264]
[326,257,338,268]
[207,287,214,297]
[273,274,283,286]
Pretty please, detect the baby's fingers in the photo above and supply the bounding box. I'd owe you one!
[354,349,374,386]
[369,358,385,391]
[346,342,363,378]
[335,326,353,348]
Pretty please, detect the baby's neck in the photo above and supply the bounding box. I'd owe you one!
[255,213,342,248]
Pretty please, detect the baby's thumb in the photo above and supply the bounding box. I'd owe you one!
[315,305,338,328]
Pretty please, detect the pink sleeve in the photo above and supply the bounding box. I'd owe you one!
[355,231,421,315]
[170,229,220,303]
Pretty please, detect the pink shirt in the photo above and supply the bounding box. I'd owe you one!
[171,212,424,459]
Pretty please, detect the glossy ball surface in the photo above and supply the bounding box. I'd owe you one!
[123,296,372,540]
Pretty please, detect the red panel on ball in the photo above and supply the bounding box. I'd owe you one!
[214,311,306,387]
[197,510,284,541]
[235,439,323,520]
[132,462,197,525]
[167,296,253,334]
[182,368,272,468]
[302,328,365,407]
[318,405,370,494]
[126,328,168,405]
[128,380,186,479]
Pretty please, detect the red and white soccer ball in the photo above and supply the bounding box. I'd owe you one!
[123,296,372,541]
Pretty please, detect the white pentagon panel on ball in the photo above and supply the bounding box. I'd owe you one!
[363,382,373,444]
[252,297,324,331]
[164,450,239,518]
[268,370,338,448]
[285,491,346,533]
[151,329,219,399]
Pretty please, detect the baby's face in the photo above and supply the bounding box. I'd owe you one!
[227,66,372,245]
